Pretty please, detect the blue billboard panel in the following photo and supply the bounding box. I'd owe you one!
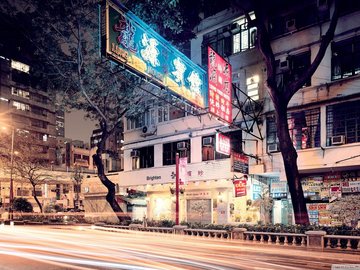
[101,0,207,108]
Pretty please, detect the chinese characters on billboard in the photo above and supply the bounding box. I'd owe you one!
[232,152,249,174]
[178,157,187,185]
[101,1,207,108]
[233,178,247,197]
[208,47,232,124]
[215,133,231,155]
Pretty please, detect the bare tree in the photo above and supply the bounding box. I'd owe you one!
[0,132,51,213]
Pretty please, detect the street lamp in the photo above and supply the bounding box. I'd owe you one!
[9,126,14,220]
[1,124,15,220]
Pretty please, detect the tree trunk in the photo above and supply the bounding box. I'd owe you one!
[32,184,43,213]
[93,153,129,222]
[275,103,309,225]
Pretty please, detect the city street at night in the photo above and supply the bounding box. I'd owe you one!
[0,225,358,270]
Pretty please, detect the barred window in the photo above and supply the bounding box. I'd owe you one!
[267,108,320,150]
[327,100,360,145]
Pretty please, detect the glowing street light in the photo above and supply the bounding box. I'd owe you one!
[0,123,15,220]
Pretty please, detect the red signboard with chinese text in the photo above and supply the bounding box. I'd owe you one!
[233,179,247,197]
[216,133,231,155]
[208,47,232,124]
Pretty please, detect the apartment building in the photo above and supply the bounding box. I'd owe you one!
[83,0,360,225]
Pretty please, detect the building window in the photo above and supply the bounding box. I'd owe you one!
[332,36,360,80]
[163,140,190,165]
[11,87,30,99]
[11,60,30,73]
[13,101,30,111]
[232,14,256,54]
[158,102,169,123]
[202,14,256,65]
[132,146,154,169]
[202,131,242,161]
[327,100,360,145]
[276,51,311,89]
[267,108,320,150]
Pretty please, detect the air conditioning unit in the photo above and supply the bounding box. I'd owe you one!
[202,137,213,146]
[141,125,157,137]
[267,144,279,153]
[279,59,290,71]
[177,142,188,150]
[331,135,345,145]
[130,150,140,157]
[230,23,240,33]
[285,18,296,31]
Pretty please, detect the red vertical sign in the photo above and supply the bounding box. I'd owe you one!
[215,133,231,155]
[179,157,187,185]
[233,179,247,197]
[208,47,232,124]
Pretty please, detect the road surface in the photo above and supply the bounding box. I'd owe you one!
[0,225,359,270]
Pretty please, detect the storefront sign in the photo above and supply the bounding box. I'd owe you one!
[179,157,187,185]
[329,186,341,202]
[186,191,211,198]
[324,171,341,181]
[216,133,231,155]
[270,181,287,193]
[208,47,232,124]
[232,152,249,174]
[233,179,247,197]
[252,184,262,200]
[101,0,207,108]
[341,181,360,193]
[146,175,161,181]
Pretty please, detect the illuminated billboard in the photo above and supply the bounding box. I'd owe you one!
[208,46,232,124]
[100,0,207,108]
[215,133,231,155]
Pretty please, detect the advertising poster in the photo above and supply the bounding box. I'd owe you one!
[341,181,360,193]
[307,203,331,226]
[329,186,341,202]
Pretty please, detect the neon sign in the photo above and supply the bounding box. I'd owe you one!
[101,0,208,108]
[208,47,232,124]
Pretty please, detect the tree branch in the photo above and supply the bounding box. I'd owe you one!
[286,0,339,101]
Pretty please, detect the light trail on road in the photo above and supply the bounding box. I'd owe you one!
[0,225,358,270]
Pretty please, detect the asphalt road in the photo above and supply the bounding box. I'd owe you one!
[0,225,359,270]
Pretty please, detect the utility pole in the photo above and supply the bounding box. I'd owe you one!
[175,153,179,225]
[9,126,14,220]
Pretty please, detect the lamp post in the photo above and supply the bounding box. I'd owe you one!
[9,126,14,220]
[175,153,179,225]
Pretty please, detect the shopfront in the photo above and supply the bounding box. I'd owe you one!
[301,169,360,226]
